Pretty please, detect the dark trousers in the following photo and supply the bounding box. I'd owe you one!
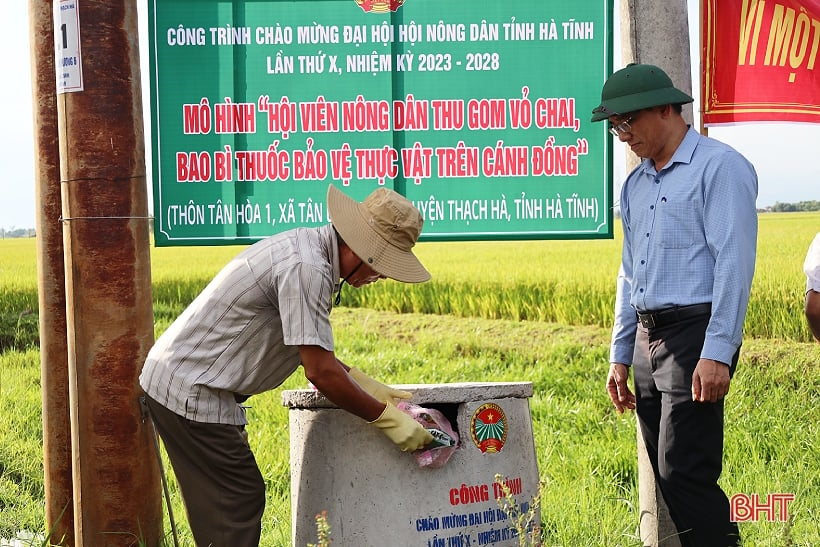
[144,395,265,547]
[633,315,740,547]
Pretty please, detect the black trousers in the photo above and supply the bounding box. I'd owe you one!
[144,395,265,547]
[633,314,741,547]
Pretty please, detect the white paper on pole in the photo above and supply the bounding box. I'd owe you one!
[54,0,84,93]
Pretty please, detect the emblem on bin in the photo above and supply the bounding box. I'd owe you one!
[470,403,507,453]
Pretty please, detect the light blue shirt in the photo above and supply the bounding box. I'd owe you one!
[610,127,758,366]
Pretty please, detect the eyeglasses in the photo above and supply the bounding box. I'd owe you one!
[608,115,634,137]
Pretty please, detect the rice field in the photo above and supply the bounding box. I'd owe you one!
[154,211,819,342]
[5,212,811,342]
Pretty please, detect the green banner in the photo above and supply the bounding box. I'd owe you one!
[148,0,613,245]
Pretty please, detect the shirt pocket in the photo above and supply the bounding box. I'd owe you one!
[657,202,696,249]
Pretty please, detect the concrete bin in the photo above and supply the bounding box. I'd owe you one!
[282,382,541,546]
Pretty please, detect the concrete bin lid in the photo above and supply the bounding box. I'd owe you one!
[282,381,533,408]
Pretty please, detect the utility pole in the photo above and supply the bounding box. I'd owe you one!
[29,0,74,543]
[619,0,692,545]
[54,0,162,543]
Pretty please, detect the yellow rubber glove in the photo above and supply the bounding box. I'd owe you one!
[349,367,412,406]
[369,403,434,452]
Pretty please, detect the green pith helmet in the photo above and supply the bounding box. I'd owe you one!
[590,63,694,122]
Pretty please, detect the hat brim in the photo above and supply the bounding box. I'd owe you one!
[591,87,694,122]
[327,185,431,283]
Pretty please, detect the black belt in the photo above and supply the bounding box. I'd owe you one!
[636,303,712,329]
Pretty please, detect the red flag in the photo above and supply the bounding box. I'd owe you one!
[702,0,820,124]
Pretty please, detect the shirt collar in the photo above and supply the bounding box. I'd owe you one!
[319,223,341,294]
[638,125,699,175]
[672,126,699,166]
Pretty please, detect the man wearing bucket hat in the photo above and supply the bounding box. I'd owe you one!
[140,184,433,545]
[596,64,757,547]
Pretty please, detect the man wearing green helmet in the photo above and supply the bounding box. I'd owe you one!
[596,63,758,547]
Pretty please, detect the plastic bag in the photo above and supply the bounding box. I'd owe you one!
[397,401,459,468]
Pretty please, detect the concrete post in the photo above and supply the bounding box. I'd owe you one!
[619,0,694,128]
[29,0,74,543]
[637,423,681,546]
[56,0,162,543]
[618,1,692,545]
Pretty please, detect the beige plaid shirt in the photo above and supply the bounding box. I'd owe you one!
[140,224,340,424]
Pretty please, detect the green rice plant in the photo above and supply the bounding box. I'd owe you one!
[148,244,243,317]
[342,212,820,342]
[344,236,621,327]
[746,212,817,341]
[2,212,819,346]
[0,239,40,352]
[0,239,39,287]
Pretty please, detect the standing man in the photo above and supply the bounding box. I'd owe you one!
[593,64,758,546]
[804,232,820,341]
[140,184,434,546]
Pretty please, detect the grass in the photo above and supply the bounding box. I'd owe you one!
[2,310,818,545]
[1,212,819,545]
[0,350,47,536]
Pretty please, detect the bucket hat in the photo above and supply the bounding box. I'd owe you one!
[591,63,694,122]
[327,184,430,283]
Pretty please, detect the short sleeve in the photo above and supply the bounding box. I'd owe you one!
[804,233,820,293]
